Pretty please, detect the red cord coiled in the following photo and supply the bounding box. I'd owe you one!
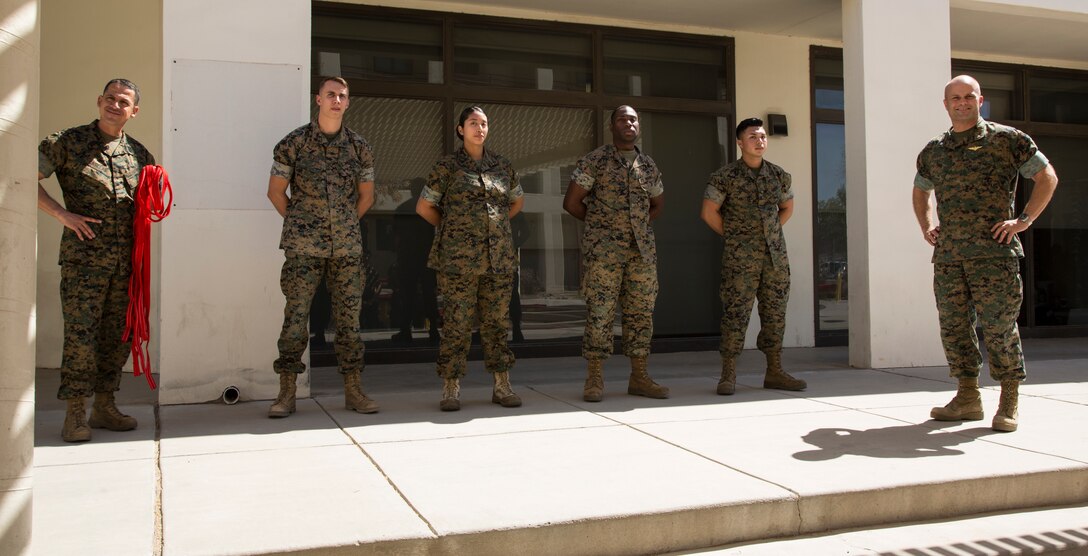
[124,165,172,389]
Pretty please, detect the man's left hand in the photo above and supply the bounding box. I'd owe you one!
[991,219,1029,244]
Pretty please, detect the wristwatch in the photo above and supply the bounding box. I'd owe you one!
[1018,212,1033,225]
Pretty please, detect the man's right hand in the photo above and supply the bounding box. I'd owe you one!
[922,225,939,246]
[58,210,101,241]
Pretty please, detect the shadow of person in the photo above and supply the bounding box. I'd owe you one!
[793,420,997,461]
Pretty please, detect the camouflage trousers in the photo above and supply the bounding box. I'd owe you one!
[57,262,131,400]
[275,253,365,376]
[934,257,1025,381]
[719,243,790,359]
[581,243,658,361]
[436,271,515,379]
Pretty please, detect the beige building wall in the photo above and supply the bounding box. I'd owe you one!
[734,31,819,351]
[36,0,163,369]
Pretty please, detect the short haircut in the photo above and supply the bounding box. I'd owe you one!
[103,78,140,105]
[735,117,764,139]
[316,76,349,94]
[610,105,638,122]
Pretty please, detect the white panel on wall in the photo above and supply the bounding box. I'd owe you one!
[170,60,305,210]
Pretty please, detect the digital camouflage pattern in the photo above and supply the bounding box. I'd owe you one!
[435,272,515,379]
[705,159,793,358]
[581,244,658,360]
[422,147,520,377]
[271,122,374,258]
[274,253,364,375]
[934,258,1025,381]
[571,144,663,265]
[572,144,663,360]
[39,121,154,400]
[58,265,131,399]
[39,120,154,268]
[915,118,1046,380]
[914,119,1048,263]
[704,159,793,270]
[271,122,372,375]
[422,148,523,275]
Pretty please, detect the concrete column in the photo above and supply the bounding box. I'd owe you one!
[842,0,950,368]
[0,0,39,553]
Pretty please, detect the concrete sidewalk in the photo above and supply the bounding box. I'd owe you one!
[32,339,1088,555]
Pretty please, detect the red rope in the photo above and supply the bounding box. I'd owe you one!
[124,165,172,389]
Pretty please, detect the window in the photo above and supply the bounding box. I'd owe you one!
[454,26,591,92]
[1030,73,1088,125]
[312,16,442,83]
[312,3,734,359]
[603,37,728,100]
[810,47,848,345]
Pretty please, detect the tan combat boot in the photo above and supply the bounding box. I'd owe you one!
[930,377,983,421]
[440,377,461,412]
[268,372,297,418]
[992,380,1019,432]
[763,352,807,391]
[628,357,669,399]
[492,371,522,407]
[62,397,91,443]
[583,359,604,402]
[88,391,138,431]
[717,358,736,395]
[344,371,379,414]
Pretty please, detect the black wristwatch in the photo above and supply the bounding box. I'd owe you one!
[1018,212,1033,225]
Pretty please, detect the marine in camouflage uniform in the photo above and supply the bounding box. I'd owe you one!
[266,77,379,418]
[702,118,806,395]
[563,105,669,402]
[38,79,152,442]
[417,106,524,411]
[913,75,1059,432]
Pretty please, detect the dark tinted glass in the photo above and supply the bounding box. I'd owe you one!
[604,38,727,100]
[1030,74,1088,125]
[813,57,843,110]
[312,16,443,83]
[1028,135,1088,326]
[454,26,591,92]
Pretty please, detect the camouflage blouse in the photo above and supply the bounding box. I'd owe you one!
[422,148,523,275]
[570,144,664,265]
[271,122,375,258]
[704,158,793,269]
[915,119,1048,263]
[39,120,155,268]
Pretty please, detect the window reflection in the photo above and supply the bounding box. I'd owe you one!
[308,97,445,348]
[815,123,848,332]
[1029,135,1088,326]
[1030,74,1088,125]
[604,38,728,101]
[312,17,443,83]
[454,103,595,342]
[454,27,592,92]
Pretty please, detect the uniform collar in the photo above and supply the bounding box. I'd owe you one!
[941,118,989,149]
[456,146,497,170]
[89,120,134,156]
[307,121,347,145]
[606,143,643,164]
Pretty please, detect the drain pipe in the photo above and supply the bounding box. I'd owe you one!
[221,386,240,405]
